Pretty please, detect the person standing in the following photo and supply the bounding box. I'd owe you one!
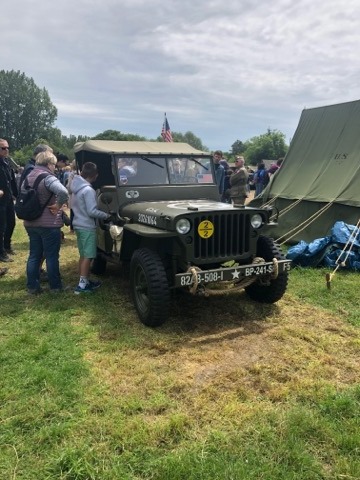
[15,166,24,190]
[254,162,269,197]
[65,160,77,233]
[71,162,110,294]
[222,169,233,203]
[170,159,184,183]
[229,156,249,206]
[23,150,69,294]
[19,144,53,188]
[212,150,226,198]
[220,153,230,170]
[19,144,54,279]
[268,157,284,177]
[55,153,69,185]
[0,138,18,262]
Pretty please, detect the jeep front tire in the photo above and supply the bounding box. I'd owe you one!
[130,248,170,327]
[245,236,288,303]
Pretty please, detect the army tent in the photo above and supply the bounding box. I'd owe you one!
[251,100,360,243]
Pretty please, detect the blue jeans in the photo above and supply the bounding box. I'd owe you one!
[25,227,62,290]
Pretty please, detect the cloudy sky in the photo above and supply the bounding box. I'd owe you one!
[2,0,360,151]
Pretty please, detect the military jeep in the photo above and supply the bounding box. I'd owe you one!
[74,140,291,327]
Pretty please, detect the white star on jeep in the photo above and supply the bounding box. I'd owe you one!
[232,269,240,279]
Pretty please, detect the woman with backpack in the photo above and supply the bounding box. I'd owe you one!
[22,151,69,294]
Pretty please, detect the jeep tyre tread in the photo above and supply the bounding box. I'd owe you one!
[130,248,170,327]
[245,236,288,303]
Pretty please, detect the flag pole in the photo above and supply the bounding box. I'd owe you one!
[161,112,173,142]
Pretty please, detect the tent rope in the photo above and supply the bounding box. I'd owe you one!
[260,194,280,208]
[270,198,303,221]
[276,201,334,245]
[325,218,360,289]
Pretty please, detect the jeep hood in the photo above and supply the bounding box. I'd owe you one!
[121,199,252,220]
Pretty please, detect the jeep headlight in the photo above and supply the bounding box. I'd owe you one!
[176,218,191,234]
[250,214,263,229]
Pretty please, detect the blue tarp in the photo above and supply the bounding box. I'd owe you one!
[286,221,360,270]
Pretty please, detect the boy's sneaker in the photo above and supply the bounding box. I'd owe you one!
[74,284,94,295]
[88,280,101,290]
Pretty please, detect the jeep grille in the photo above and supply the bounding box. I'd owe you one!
[193,213,251,261]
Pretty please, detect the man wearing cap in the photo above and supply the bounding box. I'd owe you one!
[19,143,53,188]
[0,138,18,262]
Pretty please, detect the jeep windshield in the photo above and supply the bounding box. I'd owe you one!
[116,156,214,186]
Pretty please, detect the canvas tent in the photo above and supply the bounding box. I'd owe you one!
[250,100,360,243]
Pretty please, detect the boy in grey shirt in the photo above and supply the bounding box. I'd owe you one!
[71,162,110,294]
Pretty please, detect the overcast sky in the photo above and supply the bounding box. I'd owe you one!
[2,0,360,151]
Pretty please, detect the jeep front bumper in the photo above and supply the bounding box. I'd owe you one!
[175,259,292,288]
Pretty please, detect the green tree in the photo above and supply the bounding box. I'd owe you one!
[231,140,246,155]
[44,129,90,158]
[243,129,288,165]
[156,131,208,151]
[10,130,85,165]
[43,126,66,147]
[92,129,147,141]
[0,70,57,150]
[61,133,90,150]
[11,138,55,166]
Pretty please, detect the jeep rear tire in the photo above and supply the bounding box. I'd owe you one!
[91,252,107,275]
[245,236,288,303]
[130,248,170,327]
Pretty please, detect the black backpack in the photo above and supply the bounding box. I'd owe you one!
[15,173,52,221]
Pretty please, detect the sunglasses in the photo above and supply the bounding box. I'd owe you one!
[1,147,9,150]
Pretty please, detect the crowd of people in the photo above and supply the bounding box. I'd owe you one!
[0,138,110,294]
[252,158,283,197]
[211,150,283,205]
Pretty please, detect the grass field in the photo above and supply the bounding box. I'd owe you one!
[0,222,359,479]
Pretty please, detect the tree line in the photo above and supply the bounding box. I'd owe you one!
[0,70,288,166]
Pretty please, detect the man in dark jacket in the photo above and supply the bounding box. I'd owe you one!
[0,138,18,262]
[19,144,53,188]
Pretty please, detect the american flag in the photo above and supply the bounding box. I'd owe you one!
[161,114,173,142]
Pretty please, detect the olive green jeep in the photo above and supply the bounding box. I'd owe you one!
[74,140,291,327]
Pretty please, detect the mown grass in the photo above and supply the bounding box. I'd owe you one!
[288,265,360,326]
[0,223,359,479]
